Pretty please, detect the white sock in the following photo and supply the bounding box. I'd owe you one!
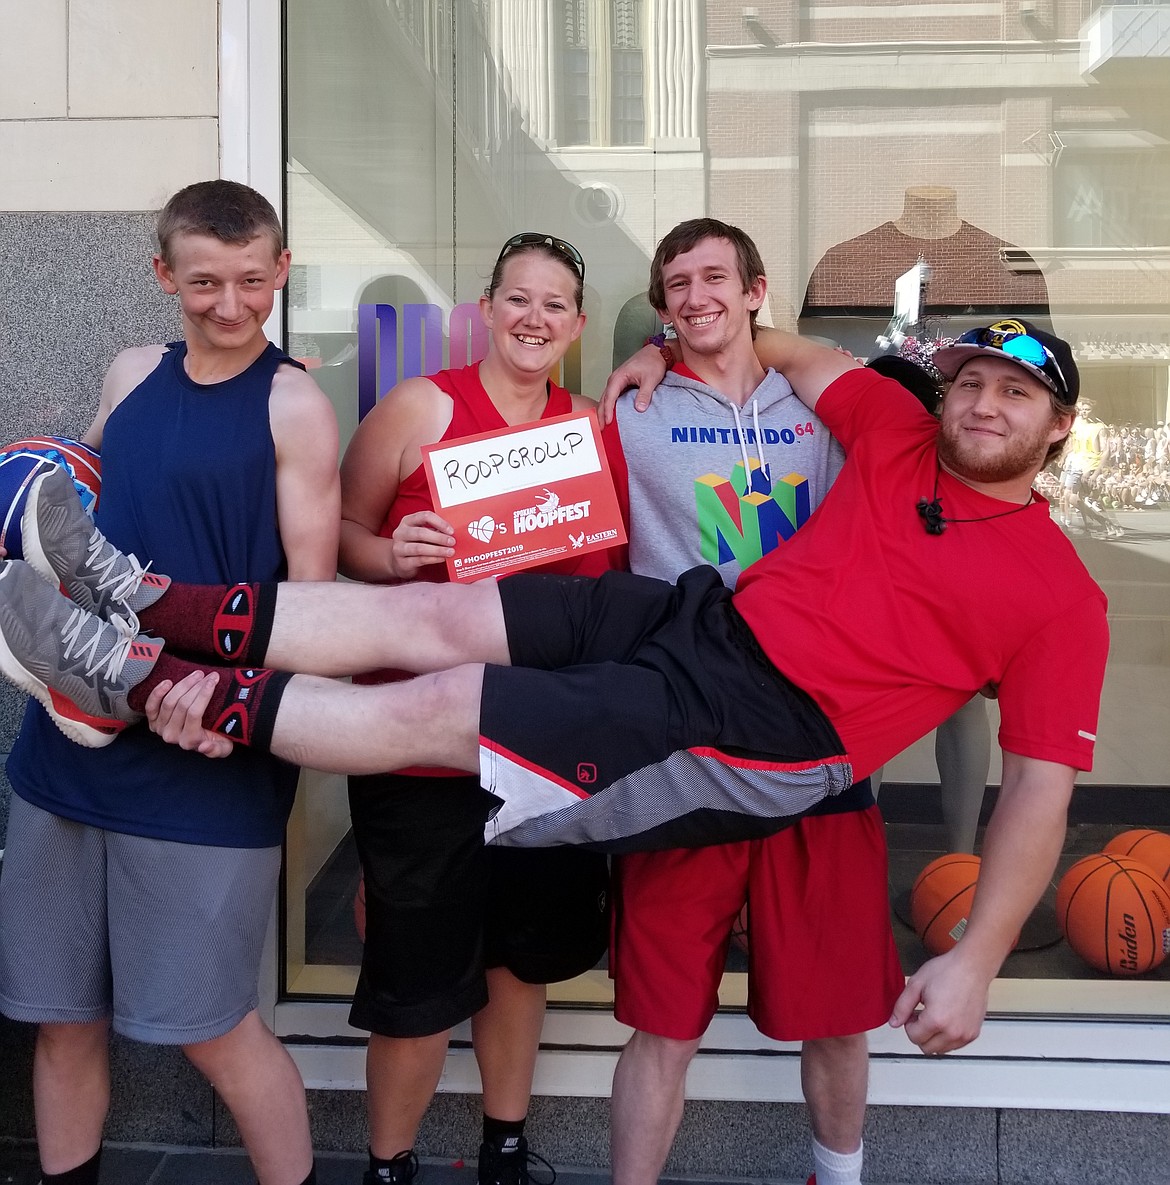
[812,1135,863,1185]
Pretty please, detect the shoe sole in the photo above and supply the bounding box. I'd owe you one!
[0,597,126,748]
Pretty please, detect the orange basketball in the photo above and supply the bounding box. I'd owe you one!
[1056,854,1170,975]
[1103,830,1170,886]
[910,853,982,955]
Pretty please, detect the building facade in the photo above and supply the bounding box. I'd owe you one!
[1,1,1169,1180]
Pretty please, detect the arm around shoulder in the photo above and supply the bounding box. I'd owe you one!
[751,327,860,414]
[270,365,342,581]
[598,344,668,425]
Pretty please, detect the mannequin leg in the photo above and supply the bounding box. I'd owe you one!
[868,766,884,798]
[933,696,991,853]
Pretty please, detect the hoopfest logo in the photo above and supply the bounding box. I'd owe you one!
[512,489,593,534]
[696,457,812,569]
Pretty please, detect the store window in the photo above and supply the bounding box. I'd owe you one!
[283,0,1170,1017]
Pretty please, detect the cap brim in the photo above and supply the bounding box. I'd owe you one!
[932,343,1059,395]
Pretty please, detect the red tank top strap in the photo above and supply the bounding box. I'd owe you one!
[388,364,572,543]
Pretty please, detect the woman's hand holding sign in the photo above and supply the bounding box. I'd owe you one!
[388,510,456,579]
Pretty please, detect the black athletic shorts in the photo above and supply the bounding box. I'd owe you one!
[347,771,608,1038]
[480,566,853,853]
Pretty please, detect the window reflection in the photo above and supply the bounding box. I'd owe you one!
[284,0,1170,1007]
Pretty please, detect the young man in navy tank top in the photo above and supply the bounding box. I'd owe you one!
[0,181,340,1185]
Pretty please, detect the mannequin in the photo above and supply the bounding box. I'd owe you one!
[801,184,1054,852]
[893,185,963,240]
[932,695,992,853]
[865,342,992,855]
[802,185,1049,317]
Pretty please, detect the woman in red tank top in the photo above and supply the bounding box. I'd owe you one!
[340,235,592,583]
[338,235,608,1185]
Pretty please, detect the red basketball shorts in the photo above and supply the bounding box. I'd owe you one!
[611,805,904,1041]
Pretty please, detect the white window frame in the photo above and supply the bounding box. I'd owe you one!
[221,0,285,343]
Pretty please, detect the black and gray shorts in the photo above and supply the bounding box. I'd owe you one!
[480,566,853,853]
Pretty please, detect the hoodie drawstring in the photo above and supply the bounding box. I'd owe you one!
[729,400,772,495]
[752,400,772,486]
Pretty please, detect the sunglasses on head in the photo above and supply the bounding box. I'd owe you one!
[496,232,586,283]
[957,326,1070,401]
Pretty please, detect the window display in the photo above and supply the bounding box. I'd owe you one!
[283,0,1170,1015]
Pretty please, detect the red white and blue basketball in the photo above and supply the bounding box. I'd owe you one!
[0,436,101,561]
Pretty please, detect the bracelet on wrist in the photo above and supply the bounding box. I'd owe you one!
[645,332,676,367]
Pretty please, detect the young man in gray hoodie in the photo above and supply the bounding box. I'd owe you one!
[598,219,900,1185]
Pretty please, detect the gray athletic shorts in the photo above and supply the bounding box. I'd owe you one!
[0,794,281,1044]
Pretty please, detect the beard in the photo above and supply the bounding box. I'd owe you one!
[936,416,1054,484]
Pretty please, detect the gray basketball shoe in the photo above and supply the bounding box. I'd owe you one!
[0,559,157,746]
[21,463,171,630]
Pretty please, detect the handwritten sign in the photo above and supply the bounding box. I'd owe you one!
[422,411,626,582]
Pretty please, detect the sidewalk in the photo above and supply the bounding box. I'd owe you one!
[0,1143,813,1185]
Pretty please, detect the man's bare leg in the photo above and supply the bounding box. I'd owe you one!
[33,1020,110,1175]
[610,1030,701,1185]
[268,665,485,775]
[148,663,487,774]
[801,1033,868,1181]
[183,1010,314,1185]
[261,579,509,677]
[18,467,510,681]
